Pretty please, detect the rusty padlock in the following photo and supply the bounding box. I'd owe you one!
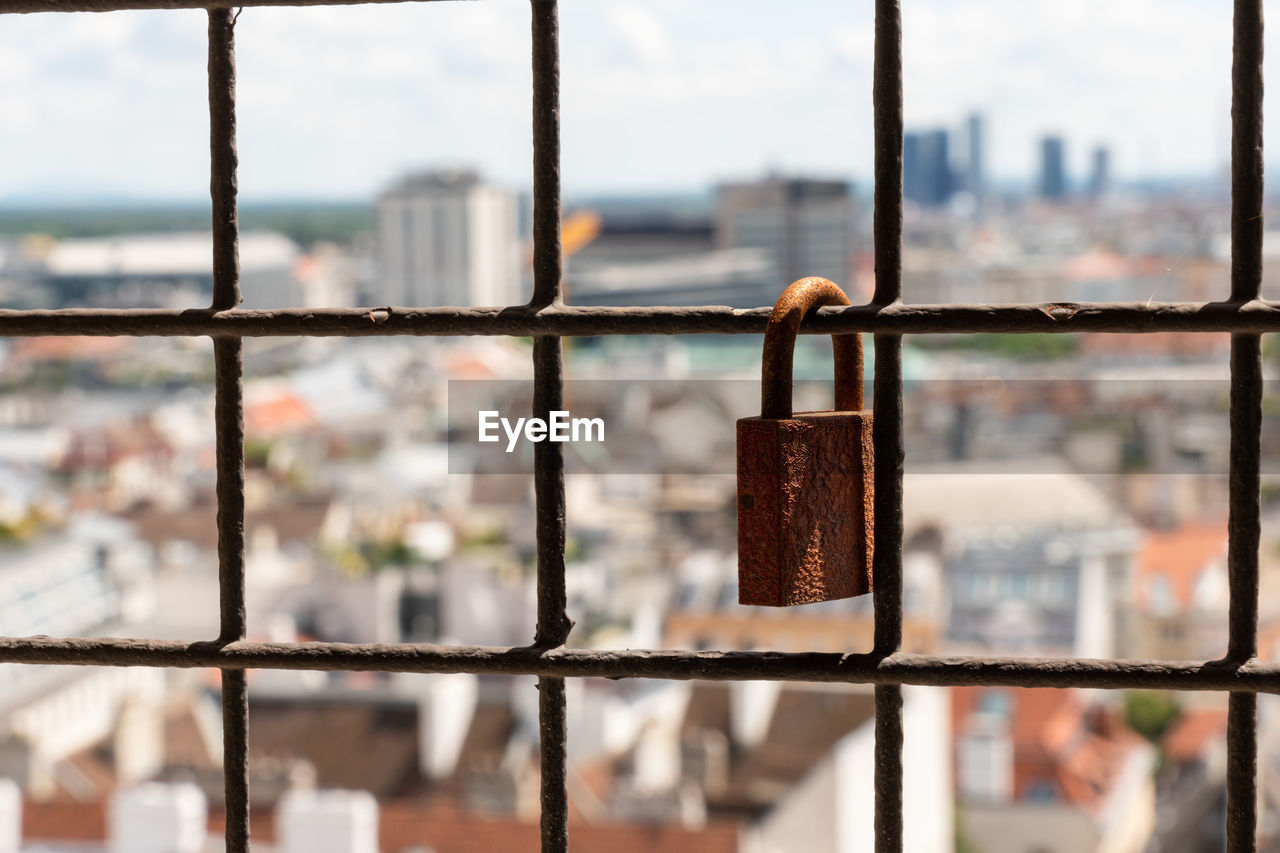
[737,277,874,606]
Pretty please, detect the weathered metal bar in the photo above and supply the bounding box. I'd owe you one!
[1,0,465,13]
[209,9,249,853]
[1228,692,1259,851]
[529,0,561,311]
[213,340,247,641]
[1226,0,1264,849]
[533,334,570,651]
[1228,333,1262,666]
[208,8,240,314]
[871,2,905,850]
[4,637,1280,691]
[529,2,569,850]
[0,301,1274,337]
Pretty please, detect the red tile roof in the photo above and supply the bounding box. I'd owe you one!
[1138,522,1228,612]
[1063,250,1127,281]
[24,797,741,853]
[12,336,132,362]
[1257,618,1280,662]
[1077,332,1230,360]
[23,799,106,843]
[952,687,1146,813]
[1162,708,1229,764]
[245,392,315,437]
[378,801,740,853]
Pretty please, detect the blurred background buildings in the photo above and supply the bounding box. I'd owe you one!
[0,3,1274,846]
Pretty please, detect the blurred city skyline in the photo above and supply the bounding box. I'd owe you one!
[0,4,1276,848]
[0,0,1271,203]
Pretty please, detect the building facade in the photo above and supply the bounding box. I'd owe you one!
[904,129,954,207]
[714,175,854,288]
[36,231,300,309]
[965,113,985,199]
[376,170,522,308]
[1089,145,1111,198]
[1040,136,1068,200]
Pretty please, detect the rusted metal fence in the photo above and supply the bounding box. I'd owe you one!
[0,0,1268,851]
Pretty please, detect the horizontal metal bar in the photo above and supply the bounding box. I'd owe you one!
[1,0,464,14]
[3,637,1280,692]
[0,300,1277,337]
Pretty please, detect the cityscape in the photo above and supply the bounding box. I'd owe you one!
[0,96,1272,853]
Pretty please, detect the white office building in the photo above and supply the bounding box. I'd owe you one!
[376,170,522,308]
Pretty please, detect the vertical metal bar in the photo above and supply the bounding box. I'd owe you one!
[871,2,904,852]
[871,346,904,853]
[1227,331,1260,853]
[215,338,248,853]
[530,2,569,851]
[537,673,568,851]
[1228,338,1262,664]
[1227,3,1263,851]
[530,0,562,312]
[1232,0,1264,306]
[871,1,903,312]
[533,337,569,648]
[874,682,904,850]
[1228,692,1259,852]
[209,8,240,315]
[209,9,248,853]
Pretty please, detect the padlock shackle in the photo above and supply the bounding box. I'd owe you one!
[761,277,863,419]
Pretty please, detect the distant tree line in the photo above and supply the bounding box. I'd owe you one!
[0,202,372,248]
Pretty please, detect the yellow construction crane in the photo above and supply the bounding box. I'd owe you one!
[560,209,602,259]
[525,209,600,303]
[527,209,601,266]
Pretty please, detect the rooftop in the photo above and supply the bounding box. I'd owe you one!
[953,687,1149,814]
[1137,522,1228,613]
[43,231,298,278]
[1162,708,1229,764]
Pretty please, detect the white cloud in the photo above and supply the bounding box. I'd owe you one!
[608,3,673,67]
[0,0,1270,199]
[900,0,1234,180]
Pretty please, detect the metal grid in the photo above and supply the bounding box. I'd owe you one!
[0,0,1267,851]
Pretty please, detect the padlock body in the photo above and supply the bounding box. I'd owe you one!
[736,410,874,606]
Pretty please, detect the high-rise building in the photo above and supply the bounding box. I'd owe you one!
[1038,136,1067,200]
[904,133,922,202]
[1088,145,1111,197]
[964,113,985,198]
[714,175,854,286]
[375,170,522,307]
[903,129,953,207]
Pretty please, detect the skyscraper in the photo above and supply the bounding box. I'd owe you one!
[376,170,522,307]
[715,175,854,286]
[903,129,953,207]
[1088,146,1111,197]
[1038,136,1067,200]
[965,113,985,198]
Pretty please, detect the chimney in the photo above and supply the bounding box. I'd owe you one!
[109,783,207,853]
[956,709,1013,804]
[113,698,164,785]
[730,680,781,748]
[0,737,50,799]
[278,789,379,853]
[399,672,478,780]
[0,780,19,853]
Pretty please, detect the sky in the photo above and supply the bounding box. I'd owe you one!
[0,0,1268,202]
